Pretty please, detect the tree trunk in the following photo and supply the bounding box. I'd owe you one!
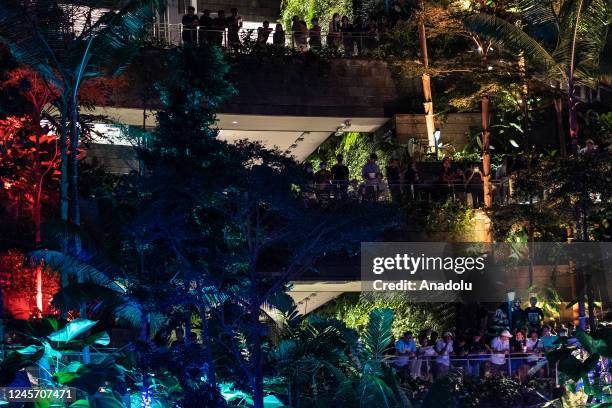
[69,97,80,231]
[251,301,264,408]
[418,4,435,150]
[553,92,566,158]
[481,93,492,208]
[568,79,579,152]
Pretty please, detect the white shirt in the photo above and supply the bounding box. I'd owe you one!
[490,336,510,365]
[435,339,453,366]
[526,338,543,362]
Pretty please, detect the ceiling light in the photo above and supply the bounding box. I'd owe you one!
[231,121,238,124]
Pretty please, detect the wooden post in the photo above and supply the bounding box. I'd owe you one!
[418,4,435,149]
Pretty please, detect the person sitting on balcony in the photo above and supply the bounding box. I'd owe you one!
[314,162,332,198]
[199,9,213,45]
[362,153,382,202]
[327,13,341,49]
[257,21,273,44]
[340,15,353,56]
[226,8,242,51]
[331,154,349,199]
[212,10,226,47]
[273,23,285,46]
[181,6,199,44]
[386,158,401,203]
[309,18,322,49]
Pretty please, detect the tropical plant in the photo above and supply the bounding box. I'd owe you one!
[269,306,409,407]
[0,317,128,407]
[0,0,161,241]
[316,293,455,339]
[464,0,611,152]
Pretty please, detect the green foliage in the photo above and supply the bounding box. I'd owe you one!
[362,308,394,357]
[280,0,352,32]
[308,132,405,180]
[412,199,474,238]
[422,371,543,408]
[316,293,454,338]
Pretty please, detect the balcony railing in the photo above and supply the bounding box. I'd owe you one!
[301,179,536,207]
[148,23,381,55]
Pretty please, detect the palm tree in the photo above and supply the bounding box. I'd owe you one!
[0,0,160,242]
[464,0,610,154]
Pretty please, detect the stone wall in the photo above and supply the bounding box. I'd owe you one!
[99,54,402,118]
[395,113,483,150]
[221,57,400,117]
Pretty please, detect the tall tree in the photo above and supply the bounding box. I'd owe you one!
[465,0,610,152]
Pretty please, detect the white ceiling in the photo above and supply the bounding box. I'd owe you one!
[91,107,390,161]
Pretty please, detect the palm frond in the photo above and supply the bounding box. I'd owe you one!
[362,308,394,358]
[29,250,120,289]
[464,13,559,72]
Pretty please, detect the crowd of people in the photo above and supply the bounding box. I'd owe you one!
[393,297,573,383]
[303,154,527,207]
[181,8,394,53]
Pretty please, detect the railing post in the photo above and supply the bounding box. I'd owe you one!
[507,354,512,376]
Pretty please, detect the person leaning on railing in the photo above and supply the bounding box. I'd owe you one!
[226,8,242,50]
[490,330,512,375]
[211,10,226,47]
[340,16,353,56]
[257,21,273,44]
[308,18,322,49]
[327,13,341,49]
[273,23,285,46]
[199,9,213,45]
[331,154,349,200]
[181,6,199,44]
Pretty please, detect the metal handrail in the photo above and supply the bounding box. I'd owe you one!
[148,23,381,53]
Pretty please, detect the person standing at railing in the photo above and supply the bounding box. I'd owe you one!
[524,296,545,331]
[331,154,349,199]
[540,325,558,353]
[362,153,382,202]
[212,10,226,47]
[466,163,484,207]
[340,15,353,56]
[314,161,332,199]
[385,158,401,203]
[490,330,512,375]
[257,21,273,44]
[226,8,242,51]
[411,334,432,379]
[364,16,378,51]
[526,330,543,364]
[327,13,341,49]
[308,18,322,49]
[433,331,454,379]
[273,23,285,46]
[467,329,490,377]
[395,331,417,379]
[181,6,199,44]
[510,330,528,373]
[199,9,213,45]
[290,16,307,51]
